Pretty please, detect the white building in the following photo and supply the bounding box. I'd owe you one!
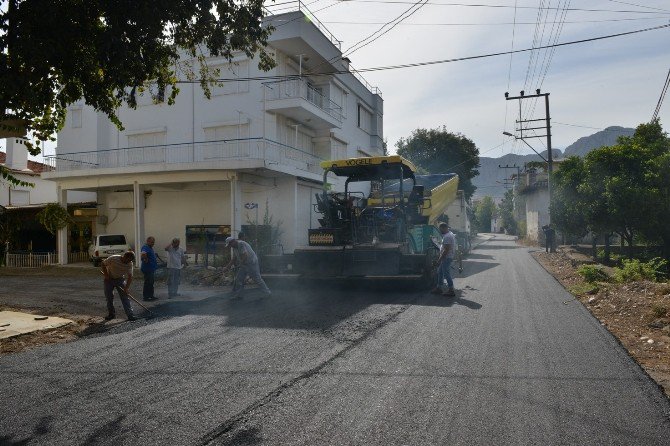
[44,10,384,262]
[516,169,549,242]
[1,138,97,256]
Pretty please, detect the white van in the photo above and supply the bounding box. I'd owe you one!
[88,234,132,266]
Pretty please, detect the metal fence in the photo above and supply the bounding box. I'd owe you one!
[43,138,323,176]
[5,252,57,268]
[68,252,89,263]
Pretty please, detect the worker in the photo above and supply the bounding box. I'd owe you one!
[165,238,187,298]
[223,236,271,299]
[140,236,157,301]
[432,222,456,297]
[101,250,136,321]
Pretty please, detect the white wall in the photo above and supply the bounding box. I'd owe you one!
[0,170,95,206]
[525,189,550,242]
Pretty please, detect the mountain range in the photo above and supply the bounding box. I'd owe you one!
[472,126,635,198]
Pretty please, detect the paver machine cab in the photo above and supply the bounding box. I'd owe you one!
[284,155,459,286]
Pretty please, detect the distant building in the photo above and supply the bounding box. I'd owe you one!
[1,138,96,256]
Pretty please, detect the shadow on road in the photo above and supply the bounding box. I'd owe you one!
[100,276,486,334]
[0,415,53,446]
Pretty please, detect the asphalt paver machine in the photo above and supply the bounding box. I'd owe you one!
[266,155,459,286]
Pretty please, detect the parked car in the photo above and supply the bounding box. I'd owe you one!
[88,234,132,266]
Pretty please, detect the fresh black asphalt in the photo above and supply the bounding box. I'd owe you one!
[1,235,669,445]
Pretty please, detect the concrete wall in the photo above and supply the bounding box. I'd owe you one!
[525,188,550,242]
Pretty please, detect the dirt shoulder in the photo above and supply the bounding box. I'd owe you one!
[532,248,670,397]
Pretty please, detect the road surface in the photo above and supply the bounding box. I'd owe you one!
[1,235,669,445]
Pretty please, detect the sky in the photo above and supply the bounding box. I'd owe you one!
[269,0,670,158]
[14,0,670,163]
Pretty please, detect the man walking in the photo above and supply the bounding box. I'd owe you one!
[140,236,157,301]
[431,223,456,297]
[101,250,136,321]
[223,236,271,299]
[165,238,187,298]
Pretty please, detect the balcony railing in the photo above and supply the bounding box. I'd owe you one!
[43,138,324,176]
[264,78,343,122]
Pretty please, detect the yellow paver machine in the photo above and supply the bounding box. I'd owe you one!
[265,155,459,286]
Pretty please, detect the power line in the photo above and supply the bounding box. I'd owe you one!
[318,1,670,15]
[342,0,429,56]
[171,23,670,83]
[603,0,670,13]
[322,16,670,26]
[652,67,670,122]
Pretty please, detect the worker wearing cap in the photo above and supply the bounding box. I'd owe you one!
[101,250,136,321]
[223,236,271,299]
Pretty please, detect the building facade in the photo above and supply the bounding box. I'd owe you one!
[44,10,384,262]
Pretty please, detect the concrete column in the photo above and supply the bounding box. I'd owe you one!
[230,176,241,236]
[56,187,68,265]
[133,182,145,254]
[292,179,299,253]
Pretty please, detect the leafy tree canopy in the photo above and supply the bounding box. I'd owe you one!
[396,126,480,199]
[473,196,496,233]
[0,0,274,183]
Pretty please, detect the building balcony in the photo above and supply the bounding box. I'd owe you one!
[42,138,324,180]
[264,78,343,129]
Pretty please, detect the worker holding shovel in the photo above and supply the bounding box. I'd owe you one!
[101,251,137,321]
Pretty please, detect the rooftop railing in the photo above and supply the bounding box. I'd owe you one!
[43,138,324,176]
[263,1,382,97]
[264,0,342,49]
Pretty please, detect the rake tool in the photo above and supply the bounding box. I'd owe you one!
[100,270,157,318]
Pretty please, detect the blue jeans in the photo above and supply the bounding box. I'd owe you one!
[142,269,155,299]
[437,258,454,289]
[167,268,181,297]
[104,278,134,318]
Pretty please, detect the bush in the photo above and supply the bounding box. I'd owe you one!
[651,305,668,318]
[613,257,668,283]
[577,264,610,283]
[569,282,599,296]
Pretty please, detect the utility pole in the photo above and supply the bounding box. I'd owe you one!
[503,89,553,225]
[498,164,521,187]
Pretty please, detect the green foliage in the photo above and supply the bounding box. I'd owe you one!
[244,199,283,255]
[569,282,599,296]
[396,126,480,199]
[577,264,610,283]
[597,248,621,264]
[36,203,73,234]
[651,304,668,318]
[551,121,670,259]
[613,257,668,283]
[0,0,275,184]
[498,189,518,235]
[473,196,496,233]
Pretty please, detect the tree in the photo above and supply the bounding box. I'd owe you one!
[396,127,480,199]
[550,156,590,240]
[473,196,496,233]
[498,189,517,235]
[0,0,274,184]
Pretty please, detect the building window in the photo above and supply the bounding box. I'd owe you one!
[10,189,29,206]
[357,104,372,133]
[127,131,167,164]
[70,108,82,128]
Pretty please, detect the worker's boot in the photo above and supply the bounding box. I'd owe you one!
[430,287,442,295]
[443,287,456,297]
[104,313,115,321]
